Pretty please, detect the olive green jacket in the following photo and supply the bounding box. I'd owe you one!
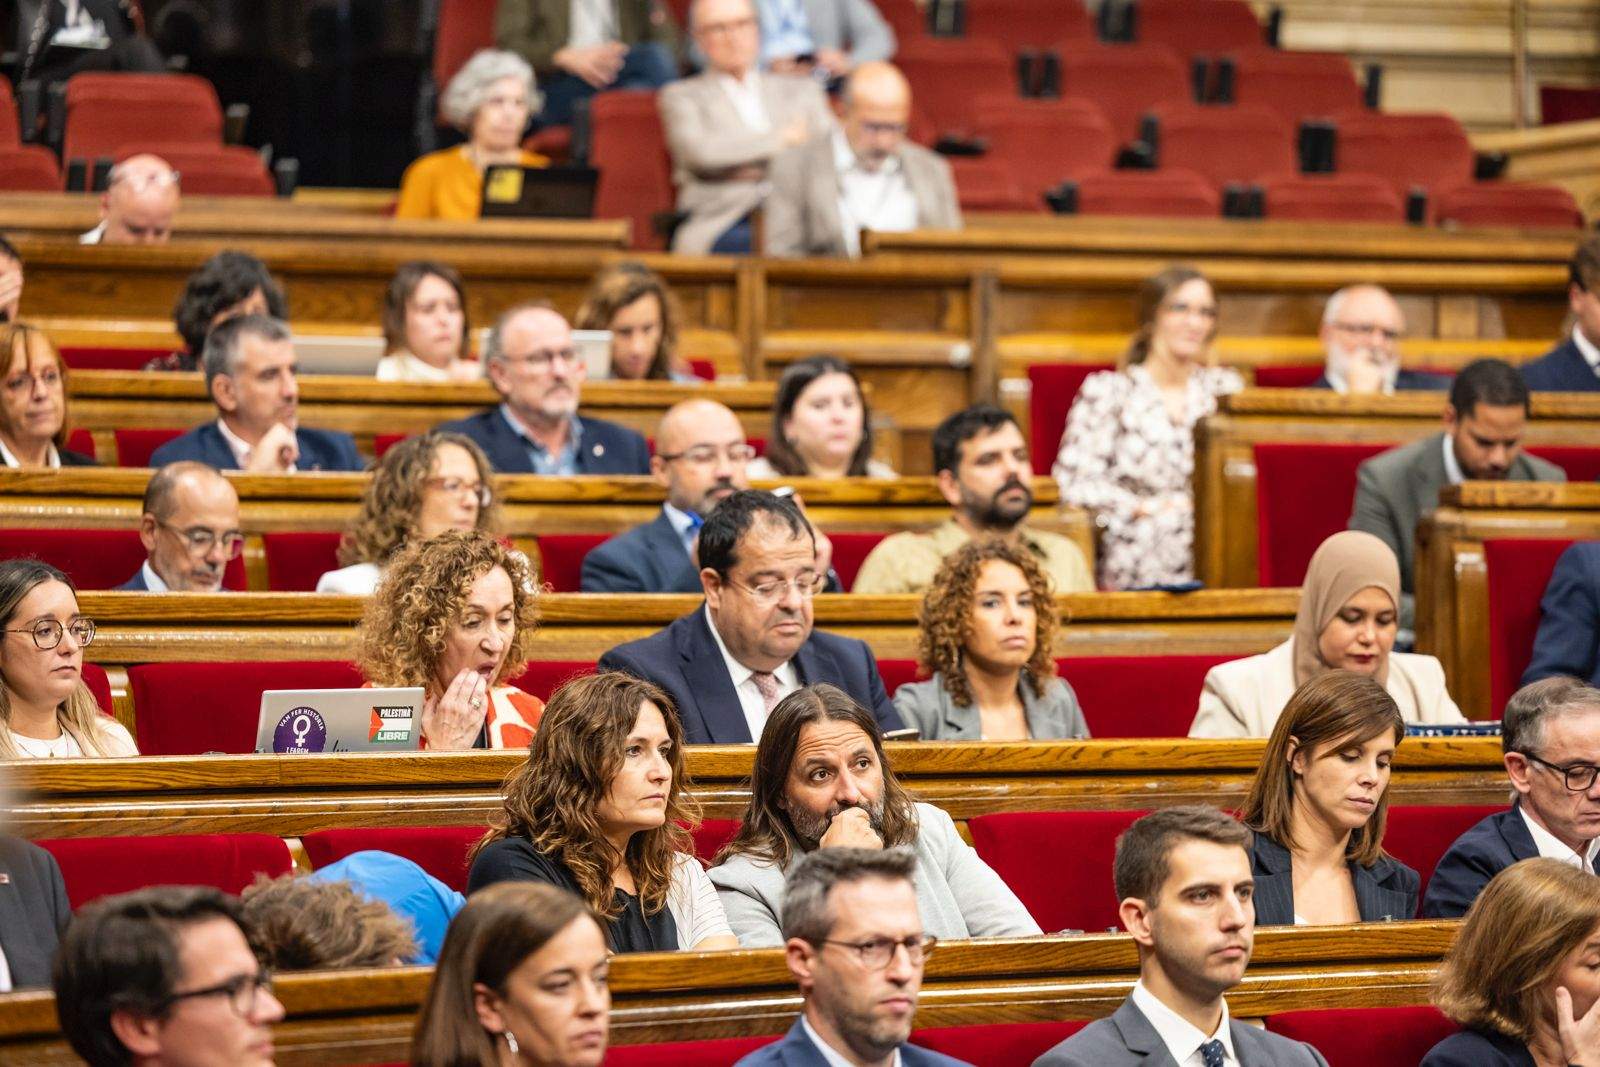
[495,0,681,74]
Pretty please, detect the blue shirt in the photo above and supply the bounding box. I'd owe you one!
[499,404,584,476]
[759,0,815,63]
[307,850,465,965]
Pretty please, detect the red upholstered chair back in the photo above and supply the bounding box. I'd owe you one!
[1383,805,1502,910]
[263,531,343,591]
[830,532,890,592]
[302,826,485,892]
[1252,365,1323,387]
[510,660,596,703]
[1074,168,1222,219]
[589,90,674,251]
[1027,362,1115,475]
[603,1036,779,1066]
[966,0,1091,52]
[0,528,245,590]
[0,79,19,145]
[1229,49,1365,126]
[374,433,408,457]
[536,534,609,592]
[914,1022,1089,1064]
[974,96,1117,204]
[114,428,183,468]
[877,659,928,699]
[1260,173,1406,224]
[1265,1006,1458,1067]
[1056,41,1190,144]
[1435,181,1583,230]
[689,819,739,864]
[82,662,114,715]
[433,0,499,91]
[1485,538,1577,715]
[948,156,1034,213]
[896,38,1014,137]
[969,810,1145,932]
[1136,0,1264,60]
[59,346,168,370]
[65,428,96,459]
[38,834,293,909]
[0,146,62,191]
[1064,654,1242,737]
[62,72,223,164]
[1253,442,1392,587]
[1150,102,1296,188]
[1527,445,1600,483]
[128,660,366,755]
[122,144,274,197]
[1333,111,1475,200]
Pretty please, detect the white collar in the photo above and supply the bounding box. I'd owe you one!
[384,350,454,381]
[79,221,106,244]
[831,129,900,178]
[1130,981,1236,1066]
[716,69,761,93]
[0,437,60,468]
[701,603,794,690]
[799,1013,901,1067]
[216,417,257,470]
[1572,325,1600,375]
[1520,804,1600,869]
[1440,432,1465,486]
[662,502,700,542]
[139,560,170,593]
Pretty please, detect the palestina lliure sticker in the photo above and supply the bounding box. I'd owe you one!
[272,707,328,753]
[368,705,415,744]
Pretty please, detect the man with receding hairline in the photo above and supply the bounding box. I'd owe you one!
[81,154,180,246]
[1310,285,1449,395]
[117,462,241,592]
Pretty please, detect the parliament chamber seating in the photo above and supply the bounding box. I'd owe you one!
[60,345,166,370]
[261,531,343,592]
[968,810,1145,933]
[1026,361,1113,474]
[82,662,113,715]
[1484,538,1576,714]
[431,0,497,91]
[602,1036,779,1066]
[1383,805,1502,909]
[1068,166,1222,217]
[966,0,1092,51]
[1259,173,1406,224]
[897,38,1014,138]
[128,659,366,755]
[1147,102,1297,189]
[301,826,486,890]
[1133,0,1265,61]
[1253,442,1388,587]
[64,427,95,458]
[1434,180,1584,229]
[124,143,276,197]
[973,96,1118,202]
[589,90,673,251]
[0,528,247,591]
[0,147,61,191]
[114,427,184,468]
[37,833,293,908]
[828,531,891,591]
[1055,41,1192,145]
[948,157,1033,213]
[60,73,225,167]
[1227,49,1366,127]
[1331,111,1476,200]
[1265,1006,1459,1067]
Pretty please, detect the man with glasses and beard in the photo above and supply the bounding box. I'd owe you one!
[853,405,1093,594]
[117,462,242,592]
[709,683,1038,946]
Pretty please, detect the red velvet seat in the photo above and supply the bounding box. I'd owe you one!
[0,146,62,190]
[82,662,114,715]
[1135,0,1264,60]
[948,156,1036,213]
[39,834,293,909]
[1266,1006,1458,1067]
[302,826,485,892]
[66,428,96,459]
[974,96,1118,203]
[915,1022,1088,1064]
[1261,173,1405,224]
[897,38,1013,138]
[114,428,184,468]
[128,660,366,755]
[1333,111,1475,203]
[1150,102,1296,188]
[1435,181,1583,229]
[1485,538,1577,715]
[590,90,673,251]
[1252,364,1325,388]
[263,531,343,592]
[690,819,739,864]
[58,346,168,370]
[536,534,609,592]
[877,659,927,699]
[1383,805,1502,909]
[604,1036,778,1066]
[433,0,498,91]
[969,810,1146,932]
[830,532,890,592]
[1072,168,1222,219]
[511,660,596,702]
[1056,41,1191,145]
[966,0,1092,52]
[121,143,275,197]
[1026,362,1115,475]
[1528,445,1600,482]
[1229,49,1365,126]
[0,529,245,591]
[62,73,224,165]
[1253,442,1392,587]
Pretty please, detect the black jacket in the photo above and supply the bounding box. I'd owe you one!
[1521,337,1600,392]
[1421,805,1540,919]
[1248,830,1419,925]
[0,836,71,988]
[436,408,650,476]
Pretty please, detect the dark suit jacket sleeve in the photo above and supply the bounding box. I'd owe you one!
[850,637,904,734]
[581,537,649,592]
[1421,837,1502,919]
[1348,459,1404,565]
[43,848,70,934]
[1521,544,1600,687]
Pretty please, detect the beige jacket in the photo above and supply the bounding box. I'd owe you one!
[851,519,1094,596]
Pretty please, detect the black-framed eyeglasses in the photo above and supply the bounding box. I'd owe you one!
[3,618,94,650]
[657,443,757,466]
[1522,752,1600,793]
[162,969,274,1018]
[820,934,937,970]
[156,520,245,559]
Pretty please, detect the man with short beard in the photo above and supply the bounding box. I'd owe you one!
[853,405,1093,594]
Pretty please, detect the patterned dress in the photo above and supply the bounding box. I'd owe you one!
[1052,363,1243,590]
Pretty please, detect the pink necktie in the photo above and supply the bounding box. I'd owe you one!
[750,671,780,714]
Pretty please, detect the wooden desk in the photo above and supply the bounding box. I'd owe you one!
[0,922,1456,1065]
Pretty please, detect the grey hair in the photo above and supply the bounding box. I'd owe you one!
[780,847,917,944]
[141,461,230,522]
[483,299,557,366]
[108,158,179,190]
[1504,678,1600,757]
[440,49,542,131]
[1322,284,1398,327]
[202,313,293,392]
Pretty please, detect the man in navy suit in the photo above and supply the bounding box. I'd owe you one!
[437,301,650,475]
[1424,677,1600,918]
[116,462,241,592]
[734,848,971,1067]
[1523,541,1600,689]
[1523,234,1600,392]
[600,490,902,744]
[147,315,363,473]
[0,835,71,989]
[1309,285,1451,394]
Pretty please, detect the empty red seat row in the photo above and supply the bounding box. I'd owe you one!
[0,528,248,592]
[37,834,293,909]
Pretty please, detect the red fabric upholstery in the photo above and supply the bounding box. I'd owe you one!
[0,146,62,190]
[830,532,890,592]
[433,0,498,92]
[1383,805,1502,910]
[969,810,1146,932]
[1541,85,1600,126]
[128,660,366,755]
[114,428,183,468]
[263,531,344,592]
[375,433,408,457]
[536,534,609,592]
[121,143,274,197]
[525,125,573,164]
[1485,538,1577,716]
[302,826,485,892]
[1253,364,1324,387]
[974,96,1117,201]
[1230,49,1364,125]
[1151,102,1295,187]
[590,90,673,251]
[604,1036,778,1066]
[897,38,1013,137]
[1528,445,1600,482]
[1265,1006,1458,1067]
[874,0,926,43]
[1056,41,1190,144]
[1435,181,1583,229]
[1072,168,1222,219]
[66,428,96,459]
[966,0,1091,51]
[510,660,595,703]
[689,819,739,864]
[62,73,223,165]
[1261,173,1406,224]
[82,662,114,715]
[1334,111,1475,200]
[0,79,19,145]
[1136,0,1264,59]
[876,659,928,698]
[687,359,717,381]
[39,834,292,909]
[1254,442,1392,587]
[59,346,168,370]
[948,156,1035,213]
[1065,654,1242,737]
[1027,362,1114,475]
[914,1022,1088,1064]
[0,528,244,591]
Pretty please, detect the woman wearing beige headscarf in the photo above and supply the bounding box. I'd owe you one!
[1189,530,1466,738]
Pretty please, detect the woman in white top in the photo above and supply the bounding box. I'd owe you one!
[747,355,897,480]
[374,261,481,383]
[0,324,95,468]
[1190,530,1466,738]
[0,560,137,758]
[467,672,736,953]
[317,431,499,594]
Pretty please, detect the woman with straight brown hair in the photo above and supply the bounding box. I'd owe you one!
[1240,670,1418,926]
[376,261,479,383]
[411,881,610,1067]
[1423,858,1600,1066]
[466,672,736,953]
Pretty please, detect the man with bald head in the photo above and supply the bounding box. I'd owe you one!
[118,462,242,592]
[1311,285,1449,395]
[438,301,649,474]
[765,62,959,257]
[81,154,180,246]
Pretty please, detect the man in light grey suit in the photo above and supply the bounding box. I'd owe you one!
[765,62,959,258]
[757,0,895,77]
[1033,807,1329,1067]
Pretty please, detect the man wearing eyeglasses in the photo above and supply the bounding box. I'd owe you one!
[53,885,284,1067]
[600,489,903,742]
[1424,678,1600,918]
[117,461,242,592]
[735,848,971,1067]
[438,301,650,476]
[1310,285,1449,396]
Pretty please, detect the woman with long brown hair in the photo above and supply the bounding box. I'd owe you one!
[748,355,896,480]
[573,262,698,383]
[467,672,737,953]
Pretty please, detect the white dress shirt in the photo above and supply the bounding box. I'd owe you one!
[1441,432,1464,487]
[217,418,297,472]
[375,351,479,383]
[1521,806,1600,872]
[662,502,701,556]
[78,221,106,245]
[1129,981,1239,1067]
[799,1014,901,1067]
[832,131,919,258]
[0,942,11,993]
[139,561,170,593]
[716,71,771,134]
[0,439,60,468]
[1573,325,1600,380]
[702,604,799,742]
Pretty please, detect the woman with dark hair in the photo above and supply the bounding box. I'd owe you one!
[574,262,698,382]
[146,250,287,371]
[467,672,736,953]
[411,882,610,1067]
[1052,266,1242,589]
[0,324,95,468]
[747,355,895,480]
[1239,670,1418,926]
[375,261,479,382]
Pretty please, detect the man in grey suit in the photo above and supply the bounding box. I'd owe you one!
[1033,806,1329,1067]
[1350,358,1565,633]
[660,0,835,254]
[757,0,895,78]
[765,62,959,258]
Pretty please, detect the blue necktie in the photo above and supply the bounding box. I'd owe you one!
[684,511,704,553]
[1199,1039,1225,1067]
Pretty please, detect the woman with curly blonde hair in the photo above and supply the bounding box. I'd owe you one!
[467,671,737,954]
[357,530,542,751]
[317,431,499,594]
[892,538,1087,741]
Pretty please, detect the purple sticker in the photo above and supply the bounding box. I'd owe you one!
[272,707,328,754]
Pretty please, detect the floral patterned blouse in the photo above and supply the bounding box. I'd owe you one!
[1051,363,1243,590]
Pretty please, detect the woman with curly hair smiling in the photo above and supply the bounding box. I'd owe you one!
[893,538,1088,741]
[318,431,499,594]
[467,671,737,953]
[357,530,543,750]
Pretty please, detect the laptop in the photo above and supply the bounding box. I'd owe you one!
[479,165,599,219]
[255,687,426,754]
[572,329,612,378]
[293,335,387,376]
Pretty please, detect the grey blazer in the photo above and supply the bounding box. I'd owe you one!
[1248,831,1419,926]
[764,135,961,257]
[893,672,1089,741]
[1033,997,1330,1067]
[658,71,834,254]
[707,802,1041,947]
[785,0,895,64]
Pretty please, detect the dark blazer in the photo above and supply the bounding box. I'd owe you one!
[115,565,151,591]
[1308,370,1453,391]
[1248,831,1419,925]
[581,509,701,593]
[58,447,97,466]
[437,408,650,476]
[1420,1029,1536,1067]
[147,422,364,472]
[735,1019,970,1067]
[0,836,72,989]
[598,608,904,743]
[1522,541,1600,688]
[1421,805,1540,919]
[1032,996,1330,1066]
[1521,337,1600,392]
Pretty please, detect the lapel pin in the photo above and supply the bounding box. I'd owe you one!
[593,443,605,457]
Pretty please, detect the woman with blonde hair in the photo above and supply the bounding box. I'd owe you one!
[574,262,698,382]
[0,324,95,468]
[1423,858,1600,1065]
[357,530,543,751]
[0,560,136,758]
[467,671,736,953]
[1240,670,1418,926]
